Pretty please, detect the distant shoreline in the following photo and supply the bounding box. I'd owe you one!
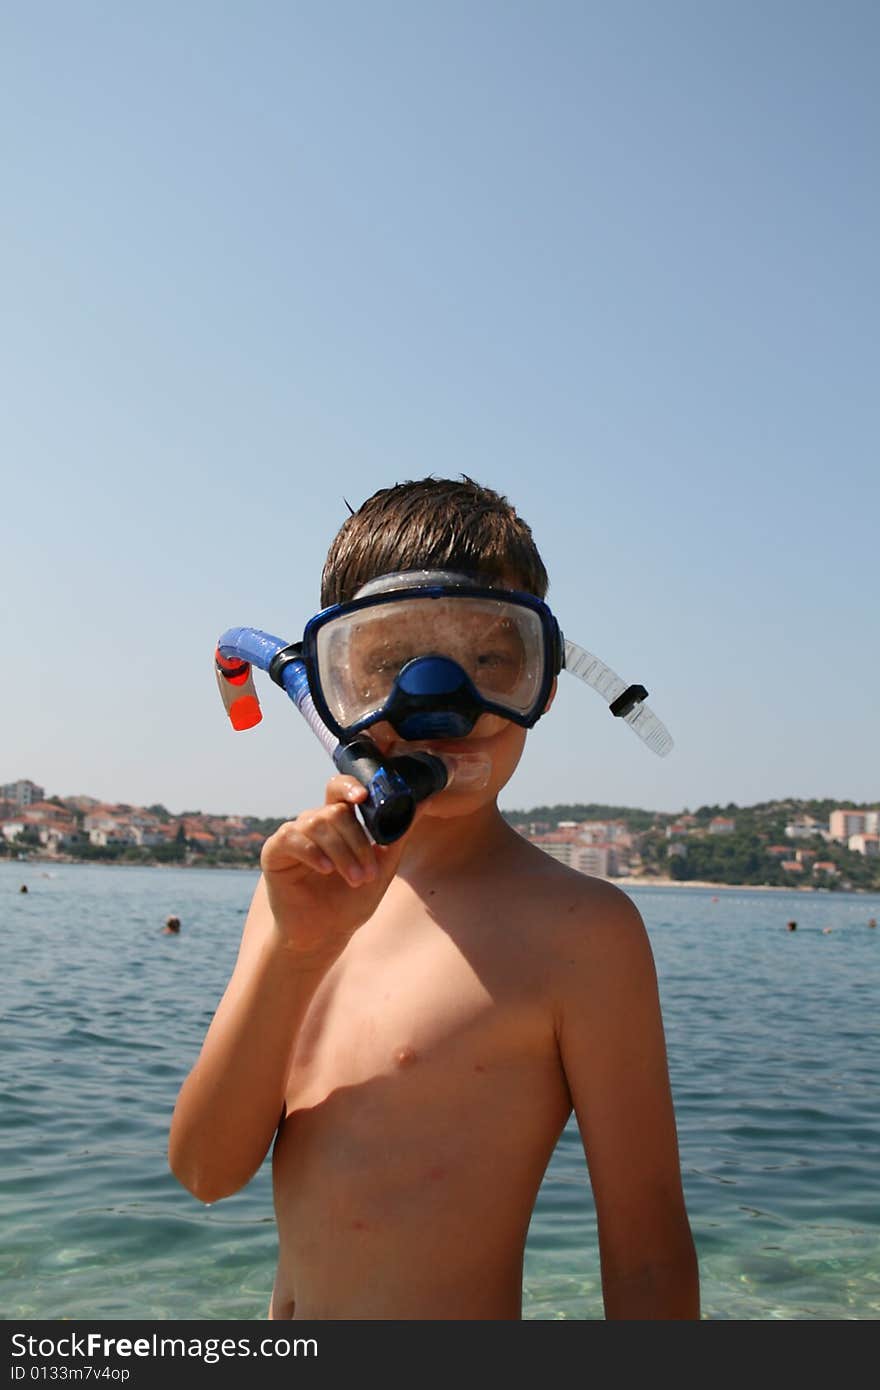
[4,855,876,893]
[1,853,257,872]
[613,877,818,892]
[612,877,879,895]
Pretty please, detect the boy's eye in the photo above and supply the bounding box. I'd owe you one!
[363,647,408,675]
[473,648,523,689]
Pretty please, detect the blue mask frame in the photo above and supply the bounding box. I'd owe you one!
[300,580,564,743]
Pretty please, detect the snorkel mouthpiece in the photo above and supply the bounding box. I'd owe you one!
[386,656,484,740]
[331,738,426,843]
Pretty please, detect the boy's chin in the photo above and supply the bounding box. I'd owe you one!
[416,783,496,819]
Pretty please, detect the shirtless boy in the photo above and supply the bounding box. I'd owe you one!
[169,477,699,1320]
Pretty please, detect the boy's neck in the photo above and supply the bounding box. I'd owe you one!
[396,801,518,885]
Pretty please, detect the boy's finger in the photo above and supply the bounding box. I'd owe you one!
[303,807,377,886]
[325,775,368,806]
[261,823,334,875]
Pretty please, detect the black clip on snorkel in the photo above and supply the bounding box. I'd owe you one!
[214,627,450,845]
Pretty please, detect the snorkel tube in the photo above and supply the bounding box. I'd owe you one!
[214,627,477,844]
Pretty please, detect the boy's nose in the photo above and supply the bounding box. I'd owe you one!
[387,656,481,739]
[396,655,469,697]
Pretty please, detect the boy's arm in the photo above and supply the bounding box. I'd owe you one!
[554,883,700,1320]
[167,875,332,1204]
[168,776,409,1204]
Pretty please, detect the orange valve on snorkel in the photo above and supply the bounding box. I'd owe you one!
[215,649,263,731]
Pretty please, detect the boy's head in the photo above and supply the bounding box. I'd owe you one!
[316,478,554,816]
[321,476,548,608]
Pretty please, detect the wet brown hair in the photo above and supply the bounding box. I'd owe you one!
[320,476,548,607]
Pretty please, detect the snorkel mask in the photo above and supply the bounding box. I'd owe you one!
[300,570,562,741]
[298,570,672,754]
[214,569,673,844]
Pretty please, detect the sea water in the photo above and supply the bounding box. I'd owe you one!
[1,863,877,1321]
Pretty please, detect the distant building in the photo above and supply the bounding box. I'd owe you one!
[709,817,735,834]
[526,832,619,878]
[812,861,839,877]
[573,845,617,877]
[784,819,822,840]
[666,821,692,839]
[830,810,866,840]
[848,833,879,857]
[128,825,168,848]
[528,832,580,867]
[1,802,79,850]
[187,830,219,849]
[579,820,630,844]
[86,819,138,848]
[227,831,266,852]
[829,809,880,841]
[9,800,67,824]
[1,779,45,808]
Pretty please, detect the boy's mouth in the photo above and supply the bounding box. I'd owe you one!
[387,738,494,790]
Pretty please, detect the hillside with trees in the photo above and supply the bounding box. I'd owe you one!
[503,798,880,891]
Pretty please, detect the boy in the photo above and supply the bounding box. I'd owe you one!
[168,477,699,1320]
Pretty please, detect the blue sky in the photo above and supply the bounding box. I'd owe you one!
[2,2,877,819]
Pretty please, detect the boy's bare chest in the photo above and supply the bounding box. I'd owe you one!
[272,884,573,1296]
[283,894,555,1113]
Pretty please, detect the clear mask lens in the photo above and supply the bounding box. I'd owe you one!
[315,596,547,729]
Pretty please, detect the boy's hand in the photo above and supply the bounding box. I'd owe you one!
[260,775,411,961]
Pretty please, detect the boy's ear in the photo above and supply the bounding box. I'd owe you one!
[543,677,558,714]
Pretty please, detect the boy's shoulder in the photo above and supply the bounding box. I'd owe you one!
[493,831,647,951]
[497,839,657,1024]
[503,828,637,895]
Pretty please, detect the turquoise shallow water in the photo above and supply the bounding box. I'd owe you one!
[1,862,878,1321]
